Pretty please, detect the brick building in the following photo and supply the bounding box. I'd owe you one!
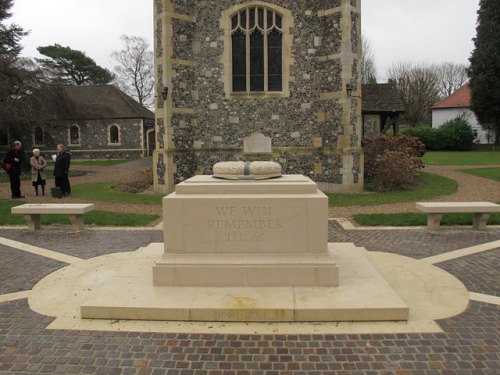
[153,0,363,194]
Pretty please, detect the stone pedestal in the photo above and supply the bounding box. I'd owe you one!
[153,175,339,287]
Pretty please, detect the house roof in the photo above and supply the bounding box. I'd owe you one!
[362,83,405,113]
[432,84,471,109]
[55,85,154,120]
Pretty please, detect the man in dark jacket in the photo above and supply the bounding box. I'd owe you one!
[3,141,25,199]
[53,144,71,196]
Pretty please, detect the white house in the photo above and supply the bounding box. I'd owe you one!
[432,84,495,144]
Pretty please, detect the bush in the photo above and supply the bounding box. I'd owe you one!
[114,169,153,193]
[371,151,422,191]
[439,118,475,150]
[401,117,474,151]
[363,135,426,186]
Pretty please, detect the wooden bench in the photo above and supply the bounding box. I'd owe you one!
[416,202,500,230]
[11,204,95,232]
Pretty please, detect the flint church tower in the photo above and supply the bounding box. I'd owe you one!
[153,0,363,193]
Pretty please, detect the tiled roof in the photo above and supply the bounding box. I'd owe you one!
[55,84,154,120]
[362,83,405,113]
[432,84,471,109]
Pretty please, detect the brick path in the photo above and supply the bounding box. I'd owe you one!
[0,225,498,374]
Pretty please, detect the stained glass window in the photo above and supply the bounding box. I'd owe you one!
[231,6,283,93]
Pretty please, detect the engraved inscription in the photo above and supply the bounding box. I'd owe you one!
[209,206,282,243]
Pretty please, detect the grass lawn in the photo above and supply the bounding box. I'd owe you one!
[0,199,160,226]
[71,181,163,205]
[458,167,500,182]
[328,172,457,207]
[71,159,129,167]
[0,169,88,183]
[353,212,500,227]
[423,151,500,166]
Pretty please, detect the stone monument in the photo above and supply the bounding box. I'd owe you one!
[80,162,409,323]
[153,161,339,287]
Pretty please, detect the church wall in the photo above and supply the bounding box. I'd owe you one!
[154,0,363,193]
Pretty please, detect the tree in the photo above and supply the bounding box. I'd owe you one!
[0,0,27,57]
[361,37,377,84]
[435,62,468,98]
[468,0,500,143]
[111,35,154,107]
[36,44,114,85]
[387,62,441,126]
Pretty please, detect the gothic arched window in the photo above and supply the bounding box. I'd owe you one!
[231,6,283,93]
[109,125,120,144]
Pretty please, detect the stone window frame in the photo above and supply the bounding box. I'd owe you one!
[68,124,81,147]
[32,126,45,147]
[108,124,121,146]
[221,1,293,99]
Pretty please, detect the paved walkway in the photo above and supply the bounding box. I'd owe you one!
[0,224,498,374]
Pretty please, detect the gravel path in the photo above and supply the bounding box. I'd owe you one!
[329,164,500,219]
[0,161,163,218]
[2,162,499,221]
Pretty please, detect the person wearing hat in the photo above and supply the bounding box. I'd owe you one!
[30,148,47,196]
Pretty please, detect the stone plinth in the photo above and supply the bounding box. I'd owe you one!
[153,175,339,287]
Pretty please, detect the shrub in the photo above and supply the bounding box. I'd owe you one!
[114,169,153,193]
[363,135,426,186]
[401,117,474,151]
[371,151,422,192]
[439,118,475,150]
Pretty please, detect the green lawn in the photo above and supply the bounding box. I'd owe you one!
[0,169,87,183]
[327,172,457,207]
[71,181,163,205]
[71,159,129,167]
[459,167,500,182]
[353,212,500,227]
[423,151,500,166]
[0,199,160,226]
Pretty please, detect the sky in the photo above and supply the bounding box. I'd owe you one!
[10,0,480,81]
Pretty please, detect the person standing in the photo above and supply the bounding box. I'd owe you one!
[30,149,47,196]
[3,141,25,199]
[53,144,71,196]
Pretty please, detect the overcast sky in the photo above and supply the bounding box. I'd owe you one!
[11,0,479,81]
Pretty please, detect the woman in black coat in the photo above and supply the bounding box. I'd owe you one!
[53,144,71,196]
[3,141,25,199]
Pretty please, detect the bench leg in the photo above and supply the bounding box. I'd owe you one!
[68,214,85,232]
[427,213,443,230]
[24,214,41,231]
[473,213,490,230]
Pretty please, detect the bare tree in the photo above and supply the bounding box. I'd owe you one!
[387,62,441,126]
[361,37,377,84]
[434,62,468,98]
[111,35,154,108]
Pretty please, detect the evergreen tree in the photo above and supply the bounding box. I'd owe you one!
[37,44,114,85]
[0,0,27,57]
[468,0,500,143]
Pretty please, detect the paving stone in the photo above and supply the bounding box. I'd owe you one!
[0,245,65,295]
[437,249,500,296]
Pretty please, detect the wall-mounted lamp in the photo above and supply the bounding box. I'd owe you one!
[346,83,353,97]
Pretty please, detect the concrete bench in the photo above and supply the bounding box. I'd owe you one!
[416,202,500,230]
[11,204,95,232]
